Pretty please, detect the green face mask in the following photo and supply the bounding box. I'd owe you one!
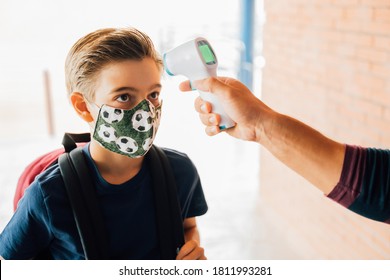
[93,99,161,158]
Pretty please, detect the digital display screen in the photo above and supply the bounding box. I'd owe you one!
[198,43,216,65]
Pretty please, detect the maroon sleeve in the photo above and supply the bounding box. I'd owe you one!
[327,145,390,224]
[327,145,366,208]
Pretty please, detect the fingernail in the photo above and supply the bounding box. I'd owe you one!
[207,126,217,135]
[200,104,207,113]
[208,116,216,125]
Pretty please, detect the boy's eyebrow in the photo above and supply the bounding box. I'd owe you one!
[110,84,162,94]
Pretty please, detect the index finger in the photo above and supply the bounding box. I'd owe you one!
[179,80,192,92]
[179,77,233,92]
[192,76,236,94]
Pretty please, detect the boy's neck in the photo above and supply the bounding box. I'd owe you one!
[89,140,144,185]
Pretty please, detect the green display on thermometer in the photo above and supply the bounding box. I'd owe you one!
[199,44,216,64]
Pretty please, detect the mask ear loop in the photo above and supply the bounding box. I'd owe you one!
[84,97,104,117]
[82,99,103,134]
[86,100,102,111]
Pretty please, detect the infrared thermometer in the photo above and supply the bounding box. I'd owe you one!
[163,37,235,130]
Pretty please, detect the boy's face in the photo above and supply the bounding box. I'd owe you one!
[92,58,162,113]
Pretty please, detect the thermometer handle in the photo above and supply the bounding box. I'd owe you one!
[198,90,235,130]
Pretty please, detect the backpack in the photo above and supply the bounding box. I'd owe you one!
[14,133,185,260]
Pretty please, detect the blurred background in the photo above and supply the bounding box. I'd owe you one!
[1,0,389,259]
[0,0,266,259]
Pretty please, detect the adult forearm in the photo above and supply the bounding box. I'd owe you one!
[258,111,345,194]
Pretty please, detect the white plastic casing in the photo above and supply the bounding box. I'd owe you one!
[164,37,235,130]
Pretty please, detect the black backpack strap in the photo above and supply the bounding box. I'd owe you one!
[58,147,108,260]
[62,133,91,153]
[58,133,183,260]
[146,145,185,259]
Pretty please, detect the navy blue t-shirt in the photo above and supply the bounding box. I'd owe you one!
[0,145,208,259]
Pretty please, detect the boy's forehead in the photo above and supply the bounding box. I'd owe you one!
[97,59,162,90]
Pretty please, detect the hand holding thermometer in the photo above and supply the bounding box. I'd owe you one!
[163,37,236,130]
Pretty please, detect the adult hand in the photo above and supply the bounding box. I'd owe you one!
[179,77,274,142]
[180,77,345,193]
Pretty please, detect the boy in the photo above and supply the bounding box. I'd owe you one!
[0,27,208,260]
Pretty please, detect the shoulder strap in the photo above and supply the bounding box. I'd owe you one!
[147,145,185,259]
[62,133,91,153]
[58,134,184,260]
[58,147,108,260]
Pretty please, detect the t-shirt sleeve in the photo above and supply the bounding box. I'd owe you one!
[327,145,390,224]
[183,168,208,218]
[164,148,208,219]
[0,181,52,259]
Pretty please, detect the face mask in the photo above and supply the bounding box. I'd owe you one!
[92,99,162,158]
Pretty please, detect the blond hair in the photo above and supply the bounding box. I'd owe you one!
[65,27,162,101]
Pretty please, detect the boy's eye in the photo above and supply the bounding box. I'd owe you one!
[117,94,130,103]
[149,92,159,100]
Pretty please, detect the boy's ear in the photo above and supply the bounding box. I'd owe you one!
[70,92,94,122]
